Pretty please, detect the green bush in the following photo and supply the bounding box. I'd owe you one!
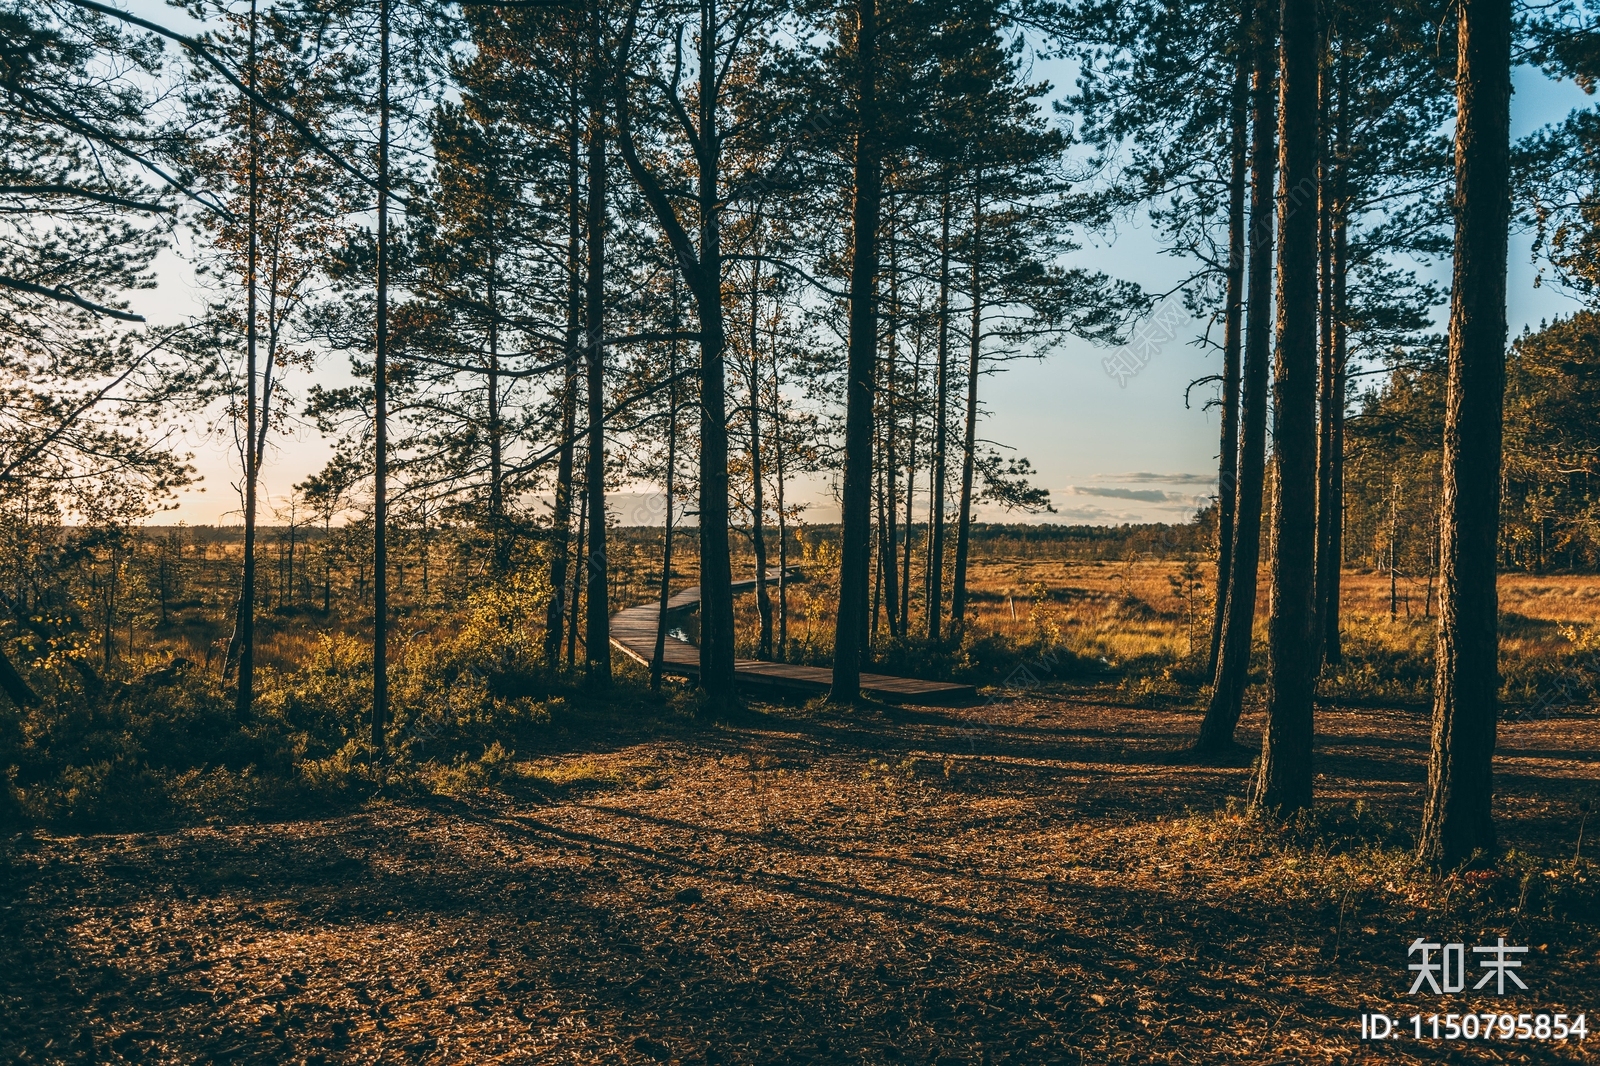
[870,629,1099,687]
[1317,617,1435,706]
[6,665,279,827]
[2,574,569,830]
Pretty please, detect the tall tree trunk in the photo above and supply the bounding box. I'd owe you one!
[951,179,983,632]
[1255,0,1319,815]
[748,205,773,659]
[829,0,881,703]
[568,467,585,667]
[774,347,789,660]
[1196,0,1278,754]
[235,0,261,719]
[1313,16,1335,664]
[583,89,611,686]
[652,279,680,692]
[1322,55,1350,664]
[877,448,898,647]
[689,0,738,710]
[488,237,506,577]
[371,0,390,768]
[1210,8,1251,679]
[872,475,884,643]
[605,0,760,701]
[614,0,737,707]
[1419,0,1511,866]
[881,203,900,639]
[546,85,583,668]
[876,449,897,645]
[927,183,951,644]
[1389,479,1400,620]
[901,338,919,635]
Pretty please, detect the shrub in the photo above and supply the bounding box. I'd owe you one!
[871,628,1099,687]
[2,576,570,830]
[6,663,287,827]
[1317,616,1434,706]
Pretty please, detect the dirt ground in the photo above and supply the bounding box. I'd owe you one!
[3,690,1597,1065]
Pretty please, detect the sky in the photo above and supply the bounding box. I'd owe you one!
[131,15,1599,529]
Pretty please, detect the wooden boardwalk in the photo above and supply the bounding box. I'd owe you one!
[609,572,976,704]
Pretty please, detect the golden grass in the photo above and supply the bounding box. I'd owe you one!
[515,753,669,793]
[134,525,1600,702]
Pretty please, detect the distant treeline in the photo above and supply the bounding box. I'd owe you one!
[781,521,1212,561]
[1340,311,1600,575]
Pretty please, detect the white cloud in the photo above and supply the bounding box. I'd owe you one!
[1094,471,1216,486]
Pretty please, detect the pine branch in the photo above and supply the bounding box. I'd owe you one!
[0,273,145,321]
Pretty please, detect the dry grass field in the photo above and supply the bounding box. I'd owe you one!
[958,557,1600,664]
[147,527,1600,700]
[722,538,1600,709]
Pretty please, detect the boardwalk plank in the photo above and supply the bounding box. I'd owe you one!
[609,572,975,703]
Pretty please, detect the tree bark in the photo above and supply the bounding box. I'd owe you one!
[568,467,585,667]
[1313,17,1334,663]
[927,183,951,644]
[234,0,260,720]
[614,0,738,707]
[1389,477,1400,621]
[747,204,773,659]
[487,232,505,577]
[951,179,983,633]
[371,0,390,768]
[1209,8,1251,679]
[872,474,884,642]
[651,280,680,692]
[1254,0,1319,815]
[774,346,790,660]
[483,214,502,573]
[1195,0,1277,754]
[583,89,611,686]
[1321,55,1350,664]
[545,84,583,669]
[691,0,738,710]
[1318,49,1331,659]
[233,0,259,713]
[881,203,900,639]
[829,0,881,704]
[1419,0,1511,867]
[901,336,918,636]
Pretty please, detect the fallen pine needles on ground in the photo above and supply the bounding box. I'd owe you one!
[2,692,1596,1064]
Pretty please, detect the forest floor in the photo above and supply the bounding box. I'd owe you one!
[4,687,1598,1065]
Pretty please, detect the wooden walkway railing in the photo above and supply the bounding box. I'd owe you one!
[609,572,975,703]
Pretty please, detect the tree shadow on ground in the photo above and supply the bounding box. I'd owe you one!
[3,693,1596,1065]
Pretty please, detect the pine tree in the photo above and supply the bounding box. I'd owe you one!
[831,0,883,702]
[1313,0,1455,665]
[1419,0,1513,866]
[1196,0,1277,753]
[615,0,789,710]
[399,11,553,578]
[189,1,343,713]
[1254,0,1318,815]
